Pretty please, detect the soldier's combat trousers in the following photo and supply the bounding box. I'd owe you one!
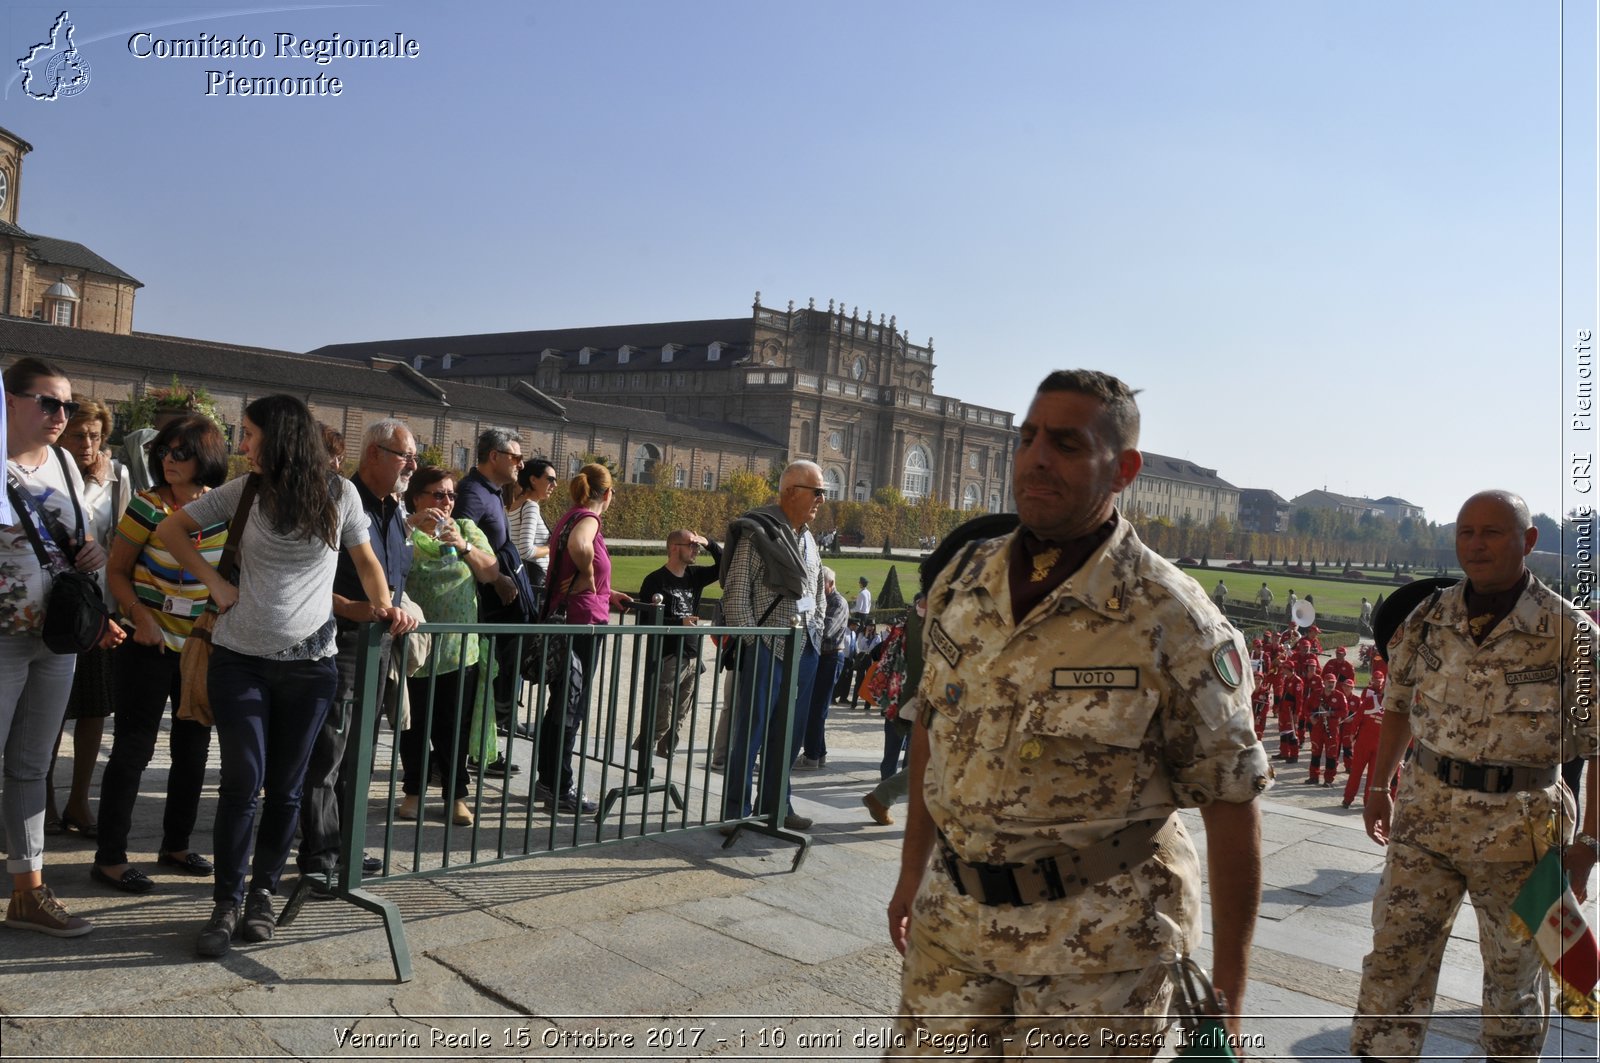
[895,920,1174,1058]
[1350,839,1549,1061]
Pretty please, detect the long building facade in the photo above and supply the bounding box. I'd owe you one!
[313,295,1018,512]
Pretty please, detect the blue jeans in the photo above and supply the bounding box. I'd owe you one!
[800,652,842,761]
[208,646,337,906]
[723,640,816,820]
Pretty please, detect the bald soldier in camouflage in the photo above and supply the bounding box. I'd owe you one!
[887,370,1272,1057]
[1351,490,1600,1063]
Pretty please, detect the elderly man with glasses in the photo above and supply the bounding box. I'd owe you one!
[454,428,537,765]
[718,461,829,832]
[296,418,420,893]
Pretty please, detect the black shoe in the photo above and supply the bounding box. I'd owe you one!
[90,865,155,894]
[537,784,597,815]
[511,722,538,741]
[240,888,275,943]
[361,855,382,875]
[158,851,214,876]
[475,757,520,777]
[196,902,238,958]
[302,875,339,902]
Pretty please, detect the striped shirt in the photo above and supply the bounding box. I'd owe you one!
[116,489,229,652]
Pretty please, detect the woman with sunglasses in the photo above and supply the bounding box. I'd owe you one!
[91,415,230,895]
[2,358,124,937]
[535,462,632,815]
[507,458,556,617]
[156,394,405,959]
[398,468,499,825]
[45,400,132,838]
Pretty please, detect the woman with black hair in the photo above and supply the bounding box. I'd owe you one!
[92,414,231,895]
[507,457,556,618]
[157,394,407,959]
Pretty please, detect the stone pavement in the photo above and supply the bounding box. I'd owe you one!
[3,705,1595,1062]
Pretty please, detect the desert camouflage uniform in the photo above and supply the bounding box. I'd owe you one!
[895,517,1271,1057]
[1351,576,1598,1062]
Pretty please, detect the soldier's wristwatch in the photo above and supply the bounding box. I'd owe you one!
[1574,833,1600,855]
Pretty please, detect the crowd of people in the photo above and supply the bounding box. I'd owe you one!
[6,357,1596,1063]
[1248,628,1398,806]
[0,368,711,954]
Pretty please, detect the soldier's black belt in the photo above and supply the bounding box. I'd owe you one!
[1414,745,1557,794]
[938,816,1173,908]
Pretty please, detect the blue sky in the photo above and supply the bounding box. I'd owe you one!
[2,1,1594,526]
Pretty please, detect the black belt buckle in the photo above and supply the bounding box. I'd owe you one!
[941,849,969,897]
[971,862,1022,907]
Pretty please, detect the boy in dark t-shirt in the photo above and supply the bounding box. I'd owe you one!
[634,529,722,761]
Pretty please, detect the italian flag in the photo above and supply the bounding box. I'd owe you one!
[1511,848,1600,1017]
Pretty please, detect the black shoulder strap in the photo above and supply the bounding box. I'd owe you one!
[50,446,85,547]
[216,474,260,584]
[938,540,987,611]
[540,510,596,620]
[5,475,61,573]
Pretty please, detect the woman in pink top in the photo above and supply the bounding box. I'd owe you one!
[534,463,630,814]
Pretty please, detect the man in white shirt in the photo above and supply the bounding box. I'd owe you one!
[852,576,872,621]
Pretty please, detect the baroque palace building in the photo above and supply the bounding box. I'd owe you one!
[312,295,1018,512]
[0,125,141,333]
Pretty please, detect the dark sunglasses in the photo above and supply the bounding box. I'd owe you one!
[428,489,457,500]
[376,443,418,464]
[9,391,80,419]
[790,485,826,498]
[544,474,559,483]
[150,444,195,463]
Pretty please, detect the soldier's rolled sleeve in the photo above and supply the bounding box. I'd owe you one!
[1161,624,1272,806]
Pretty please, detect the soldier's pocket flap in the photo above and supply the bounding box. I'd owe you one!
[1024,688,1160,751]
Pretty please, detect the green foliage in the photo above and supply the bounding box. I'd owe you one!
[120,375,223,432]
[417,443,446,470]
[720,468,773,513]
[576,452,621,480]
[873,485,906,507]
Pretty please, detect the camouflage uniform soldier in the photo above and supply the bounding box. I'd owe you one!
[1351,490,1600,1063]
[888,371,1272,1057]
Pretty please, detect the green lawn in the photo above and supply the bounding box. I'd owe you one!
[1180,567,1418,619]
[608,554,928,605]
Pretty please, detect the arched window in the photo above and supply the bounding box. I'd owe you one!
[631,443,662,485]
[854,479,871,502]
[988,491,1001,514]
[799,420,815,454]
[902,445,932,501]
[962,483,981,510]
[823,467,843,500]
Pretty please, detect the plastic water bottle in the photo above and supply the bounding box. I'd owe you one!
[440,544,457,562]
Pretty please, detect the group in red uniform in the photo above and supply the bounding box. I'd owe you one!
[1249,633,1399,803]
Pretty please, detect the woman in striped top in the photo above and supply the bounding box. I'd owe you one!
[91,415,230,894]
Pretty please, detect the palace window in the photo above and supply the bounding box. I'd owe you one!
[902,445,932,501]
[823,467,843,500]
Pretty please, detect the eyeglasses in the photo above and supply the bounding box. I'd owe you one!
[376,443,418,465]
[428,489,457,500]
[788,485,826,498]
[495,449,525,465]
[151,444,195,463]
[545,474,559,484]
[9,392,80,419]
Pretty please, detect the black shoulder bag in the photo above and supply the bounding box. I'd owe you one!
[5,448,116,654]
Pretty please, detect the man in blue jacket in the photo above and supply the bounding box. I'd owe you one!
[454,428,536,774]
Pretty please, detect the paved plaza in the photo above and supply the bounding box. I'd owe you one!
[2,670,1595,1061]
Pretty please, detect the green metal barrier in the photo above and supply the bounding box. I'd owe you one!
[278,616,806,983]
